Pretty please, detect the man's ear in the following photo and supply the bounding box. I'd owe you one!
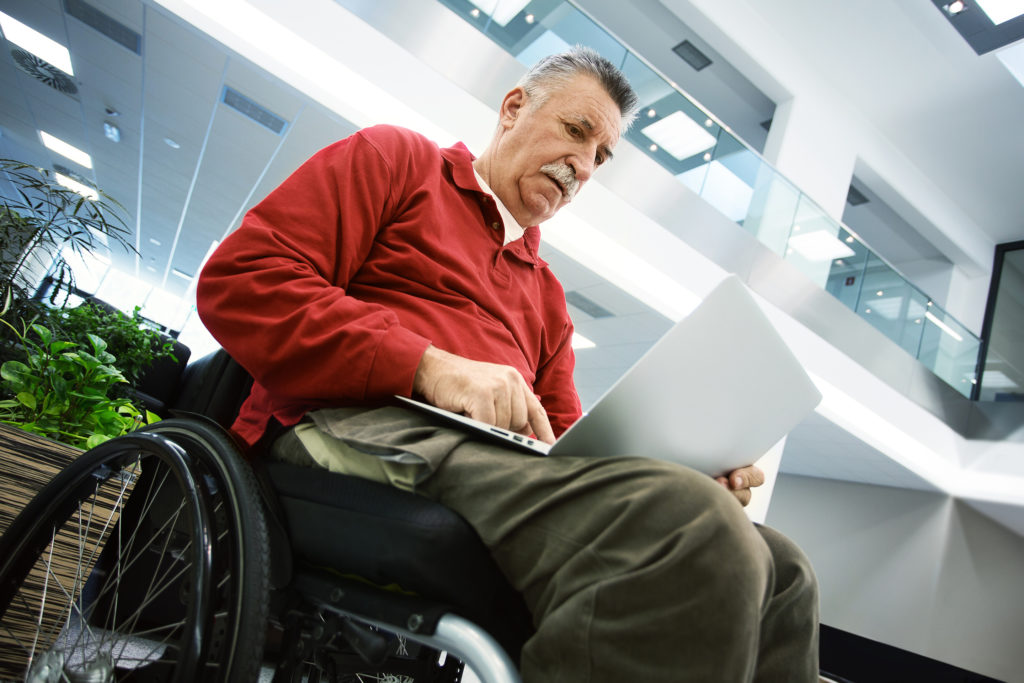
[499,87,527,130]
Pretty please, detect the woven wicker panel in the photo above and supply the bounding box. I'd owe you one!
[0,424,134,676]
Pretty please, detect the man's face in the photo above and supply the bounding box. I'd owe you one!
[488,74,622,227]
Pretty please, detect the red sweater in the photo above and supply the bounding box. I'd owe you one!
[197,125,582,446]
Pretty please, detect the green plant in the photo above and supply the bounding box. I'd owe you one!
[0,320,158,449]
[46,303,177,391]
[0,160,132,312]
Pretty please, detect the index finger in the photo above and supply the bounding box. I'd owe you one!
[527,395,556,444]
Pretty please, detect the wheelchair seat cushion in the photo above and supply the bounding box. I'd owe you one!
[265,460,533,658]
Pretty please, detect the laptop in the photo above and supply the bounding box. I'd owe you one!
[397,275,822,477]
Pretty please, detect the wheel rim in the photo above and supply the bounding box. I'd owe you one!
[0,435,213,682]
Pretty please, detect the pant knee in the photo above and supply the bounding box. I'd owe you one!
[600,459,774,597]
[757,524,819,608]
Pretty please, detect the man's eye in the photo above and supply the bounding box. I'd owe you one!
[566,124,582,137]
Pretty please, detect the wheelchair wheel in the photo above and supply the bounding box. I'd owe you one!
[0,423,268,682]
[138,417,270,679]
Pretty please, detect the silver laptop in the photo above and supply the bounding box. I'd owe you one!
[397,275,821,476]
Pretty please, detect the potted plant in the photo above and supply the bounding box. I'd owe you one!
[0,159,167,450]
[0,159,133,321]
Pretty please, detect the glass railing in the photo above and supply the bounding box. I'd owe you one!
[437,0,982,398]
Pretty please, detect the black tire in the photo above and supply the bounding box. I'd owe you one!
[0,432,214,682]
[138,417,270,682]
[0,420,270,683]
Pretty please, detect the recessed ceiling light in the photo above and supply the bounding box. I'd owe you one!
[103,122,121,142]
[40,130,92,168]
[876,290,884,296]
[0,10,74,75]
[703,152,712,161]
[845,236,855,243]
[640,111,716,161]
[149,238,162,246]
[975,0,1024,23]
[163,137,181,149]
[943,0,968,16]
[525,13,535,24]
[55,172,98,200]
[649,143,658,152]
[647,108,656,118]
[171,268,193,280]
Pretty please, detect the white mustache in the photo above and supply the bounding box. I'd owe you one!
[540,162,579,201]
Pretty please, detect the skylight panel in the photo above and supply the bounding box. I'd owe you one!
[788,230,856,262]
[641,111,716,161]
[55,172,98,200]
[975,0,1024,24]
[40,131,93,168]
[0,10,74,75]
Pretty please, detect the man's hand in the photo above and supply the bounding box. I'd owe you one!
[715,465,765,507]
[413,345,556,444]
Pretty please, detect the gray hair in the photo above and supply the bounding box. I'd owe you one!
[517,46,639,130]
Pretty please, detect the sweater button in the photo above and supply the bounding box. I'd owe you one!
[491,221,501,230]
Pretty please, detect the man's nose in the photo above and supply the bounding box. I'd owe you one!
[568,154,594,185]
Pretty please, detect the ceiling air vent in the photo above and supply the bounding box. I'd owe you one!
[672,40,712,72]
[846,185,870,206]
[10,48,78,96]
[222,87,288,135]
[565,291,613,319]
[64,0,142,55]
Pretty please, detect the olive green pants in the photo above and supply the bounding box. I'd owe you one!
[271,406,819,682]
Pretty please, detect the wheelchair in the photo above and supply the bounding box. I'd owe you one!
[0,350,533,682]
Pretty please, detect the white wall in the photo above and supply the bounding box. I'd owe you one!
[767,474,1024,682]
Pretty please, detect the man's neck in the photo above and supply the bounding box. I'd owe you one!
[472,162,526,245]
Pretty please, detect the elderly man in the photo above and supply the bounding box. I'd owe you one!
[198,47,819,682]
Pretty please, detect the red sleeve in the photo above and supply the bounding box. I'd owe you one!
[196,130,431,403]
[535,320,583,437]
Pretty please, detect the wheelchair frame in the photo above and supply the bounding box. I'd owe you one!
[0,411,526,682]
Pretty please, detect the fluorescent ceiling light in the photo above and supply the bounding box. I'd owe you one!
[787,231,856,262]
[641,111,716,161]
[975,0,1024,24]
[55,172,98,200]
[924,310,964,342]
[572,332,596,350]
[0,10,74,75]
[40,131,92,168]
[466,0,531,26]
[171,268,194,280]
